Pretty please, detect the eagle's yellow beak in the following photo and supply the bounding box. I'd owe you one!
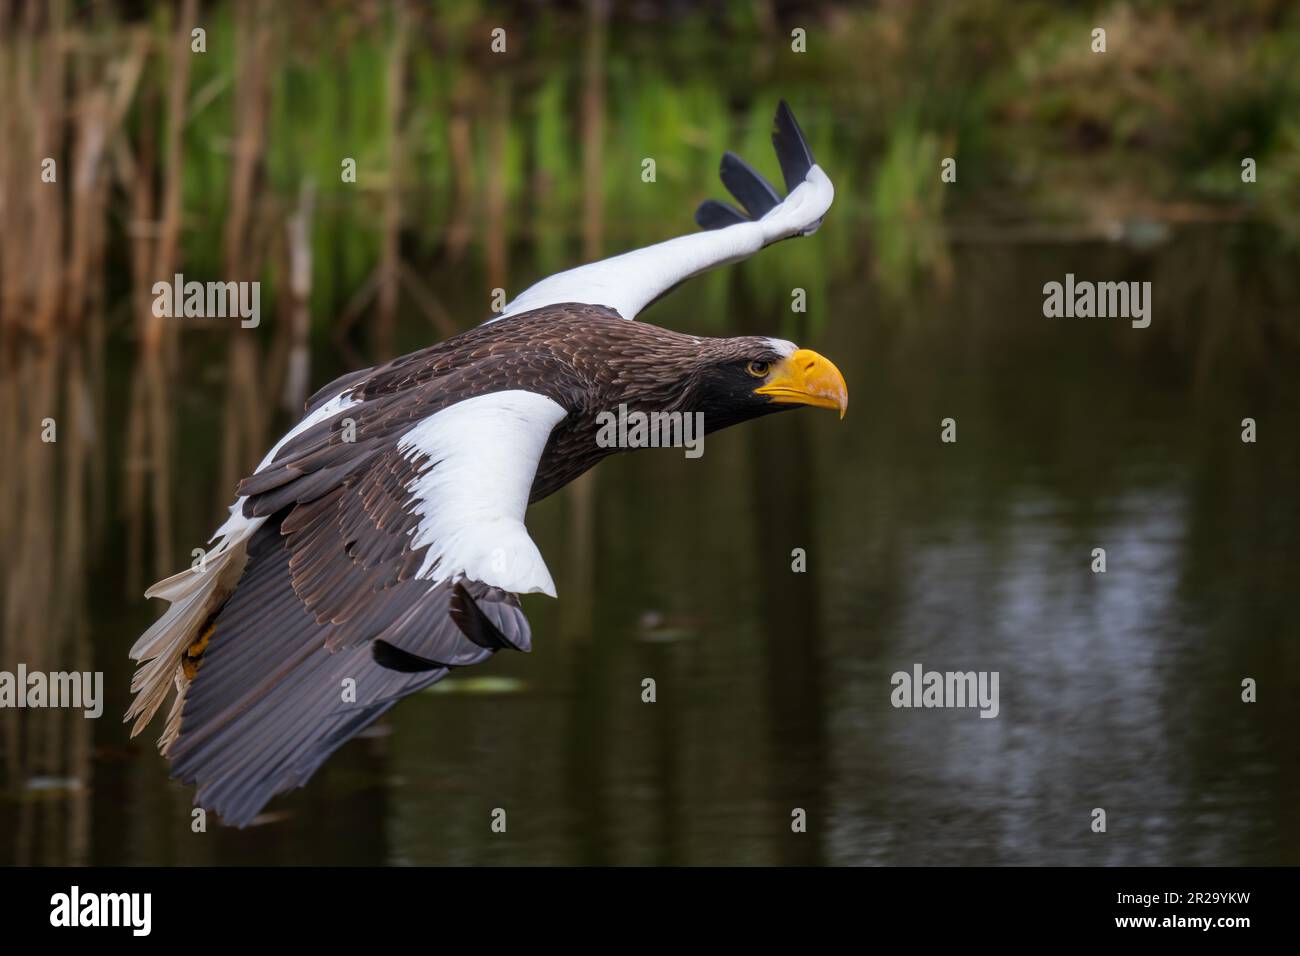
[754,348,848,419]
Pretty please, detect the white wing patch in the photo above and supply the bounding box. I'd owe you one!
[396,390,568,597]
[496,165,834,322]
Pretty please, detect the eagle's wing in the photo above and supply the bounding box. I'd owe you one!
[496,101,833,322]
[129,384,566,826]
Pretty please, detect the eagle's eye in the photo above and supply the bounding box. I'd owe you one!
[745,360,771,378]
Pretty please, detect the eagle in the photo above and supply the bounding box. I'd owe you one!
[126,101,846,826]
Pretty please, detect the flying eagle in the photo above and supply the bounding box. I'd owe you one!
[126,101,846,826]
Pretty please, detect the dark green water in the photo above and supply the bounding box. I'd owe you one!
[5,224,1299,865]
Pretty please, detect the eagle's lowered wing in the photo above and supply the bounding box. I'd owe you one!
[496,101,834,322]
[132,385,567,826]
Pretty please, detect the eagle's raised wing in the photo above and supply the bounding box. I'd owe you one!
[127,380,567,826]
[496,101,833,322]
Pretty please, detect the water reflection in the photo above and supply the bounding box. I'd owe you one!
[1,232,1297,865]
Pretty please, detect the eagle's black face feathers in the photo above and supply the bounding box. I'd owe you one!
[680,345,798,435]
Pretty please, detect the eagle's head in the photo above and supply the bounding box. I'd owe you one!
[674,335,847,434]
[582,317,848,436]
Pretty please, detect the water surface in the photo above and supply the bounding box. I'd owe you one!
[5,223,1295,865]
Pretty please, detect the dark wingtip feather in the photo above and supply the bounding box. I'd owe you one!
[695,198,750,231]
[719,150,783,219]
[450,582,527,652]
[373,639,445,673]
[772,100,816,194]
[693,100,819,233]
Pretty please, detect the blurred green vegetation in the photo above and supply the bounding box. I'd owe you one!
[33,0,1300,337]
